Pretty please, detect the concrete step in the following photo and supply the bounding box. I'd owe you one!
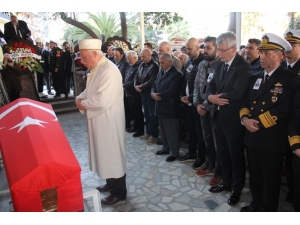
[40,96,77,114]
[55,106,79,115]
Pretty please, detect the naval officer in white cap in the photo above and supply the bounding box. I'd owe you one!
[284,29,300,74]
[284,29,300,211]
[75,39,127,205]
[240,33,300,212]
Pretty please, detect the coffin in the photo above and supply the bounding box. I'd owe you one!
[0,98,83,212]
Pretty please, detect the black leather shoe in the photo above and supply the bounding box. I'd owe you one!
[166,156,178,162]
[209,184,231,193]
[156,150,169,155]
[227,192,241,206]
[54,94,61,98]
[101,194,125,205]
[64,94,68,99]
[240,205,259,212]
[133,132,144,137]
[95,184,111,193]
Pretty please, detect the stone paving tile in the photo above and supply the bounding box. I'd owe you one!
[204,199,219,210]
[0,112,295,212]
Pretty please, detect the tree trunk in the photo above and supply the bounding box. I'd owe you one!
[228,12,236,33]
[59,13,98,39]
[119,12,127,40]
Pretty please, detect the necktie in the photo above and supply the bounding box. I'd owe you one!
[15,25,22,38]
[14,25,18,36]
[288,65,292,70]
[264,74,269,83]
[222,64,229,82]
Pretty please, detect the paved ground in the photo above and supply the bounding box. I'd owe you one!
[0,111,294,212]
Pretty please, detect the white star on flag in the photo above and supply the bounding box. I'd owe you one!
[10,116,48,133]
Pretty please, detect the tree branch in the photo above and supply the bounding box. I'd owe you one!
[59,12,99,39]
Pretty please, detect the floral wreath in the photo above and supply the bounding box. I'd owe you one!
[3,40,44,74]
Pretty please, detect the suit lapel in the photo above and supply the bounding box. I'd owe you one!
[255,67,281,98]
[161,66,173,81]
[10,23,17,36]
[219,55,238,90]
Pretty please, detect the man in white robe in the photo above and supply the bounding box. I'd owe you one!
[75,39,126,205]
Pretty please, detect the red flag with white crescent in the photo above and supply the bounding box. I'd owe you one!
[0,98,83,212]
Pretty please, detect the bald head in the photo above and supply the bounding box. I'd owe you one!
[185,37,200,60]
[178,53,189,67]
[141,48,152,63]
[158,41,171,56]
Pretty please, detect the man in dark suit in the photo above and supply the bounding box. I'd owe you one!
[151,53,182,162]
[4,15,31,43]
[180,38,206,170]
[282,29,300,205]
[283,29,300,75]
[106,46,115,63]
[35,37,47,99]
[123,51,144,137]
[240,33,299,212]
[42,42,53,95]
[245,38,263,75]
[288,88,300,212]
[114,47,131,131]
[134,48,159,145]
[49,40,68,98]
[206,31,252,206]
[2,53,22,101]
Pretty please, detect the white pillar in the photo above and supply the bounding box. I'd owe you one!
[140,12,145,48]
[236,12,241,49]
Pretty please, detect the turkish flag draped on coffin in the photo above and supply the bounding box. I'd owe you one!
[0,98,83,212]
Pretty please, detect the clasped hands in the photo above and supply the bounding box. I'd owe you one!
[208,93,229,106]
[151,93,161,101]
[75,97,87,111]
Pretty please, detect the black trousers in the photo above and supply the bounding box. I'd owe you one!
[179,106,188,141]
[127,96,144,134]
[124,93,132,129]
[106,174,127,200]
[64,71,73,94]
[44,70,52,92]
[52,72,67,95]
[247,148,285,211]
[213,112,245,192]
[184,106,206,161]
[37,71,44,93]
[200,112,220,175]
[293,155,300,212]
[8,86,20,102]
[285,149,294,198]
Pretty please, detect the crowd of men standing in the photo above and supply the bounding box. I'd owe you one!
[107,30,300,212]
[0,15,75,100]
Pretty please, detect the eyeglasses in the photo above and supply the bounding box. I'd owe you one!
[217,45,235,53]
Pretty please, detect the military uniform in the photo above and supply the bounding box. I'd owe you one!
[240,33,300,212]
[284,29,300,211]
[49,45,67,98]
[283,58,300,75]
